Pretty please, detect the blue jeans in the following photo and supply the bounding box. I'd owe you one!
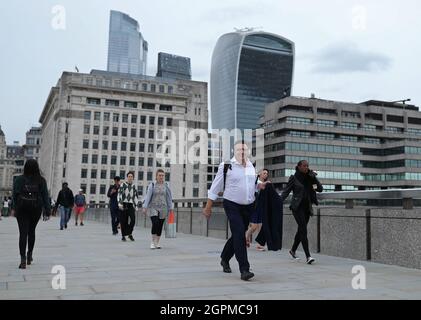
[59,206,72,228]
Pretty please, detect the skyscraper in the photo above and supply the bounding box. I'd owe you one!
[156,52,192,80]
[107,10,148,75]
[210,31,294,131]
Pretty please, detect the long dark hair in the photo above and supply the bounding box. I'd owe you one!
[23,159,42,182]
[295,160,308,171]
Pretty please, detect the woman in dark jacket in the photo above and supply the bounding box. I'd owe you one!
[281,160,323,264]
[12,159,51,269]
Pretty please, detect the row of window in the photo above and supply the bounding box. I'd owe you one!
[82,154,171,167]
[84,78,174,94]
[86,98,175,111]
[83,126,166,139]
[82,141,171,153]
[80,169,171,182]
[83,111,173,126]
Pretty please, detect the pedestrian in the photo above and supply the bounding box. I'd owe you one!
[246,169,270,251]
[74,189,87,226]
[2,197,9,217]
[54,182,74,230]
[281,160,323,264]
[11,159,51,269]
[142,169,174,249]
[203,140,269,281]
[118,172,138,242]
[107,176,121,235]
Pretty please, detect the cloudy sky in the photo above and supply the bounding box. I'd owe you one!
[1,0,420,143]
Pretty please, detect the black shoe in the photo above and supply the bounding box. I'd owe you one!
[65,224,67,229]
[128,235,135,241]
[113,232,118,235]
[220,260,232,273]
[75,222,78,226]
[60,227,64,230]
[122,237,126,242]
[19,257,26,269]
[27,253,33,265]
[289,250,300,260]
[80,222,84,226]
[241,271,255,281]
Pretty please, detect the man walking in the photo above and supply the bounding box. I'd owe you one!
[107,176,121,235]
[55,182,74,230]
[74,189,87,226]
[118,172,138,242]
[203,141,268,281]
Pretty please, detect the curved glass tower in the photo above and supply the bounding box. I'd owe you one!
[211,31,294,130]
[107,10,148,75]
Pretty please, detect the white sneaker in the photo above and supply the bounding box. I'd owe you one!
[155,243,161,249]
[150,242,156,249]
[306,257,315,264]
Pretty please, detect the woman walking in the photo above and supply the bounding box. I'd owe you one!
[142,169,173,249]
[11,159,51,269]
[118,172,139,242]
[281,160,323,264]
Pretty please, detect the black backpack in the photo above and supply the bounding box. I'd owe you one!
[17,177,41,210]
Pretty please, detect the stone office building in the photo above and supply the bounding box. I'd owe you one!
[39,70,208,204]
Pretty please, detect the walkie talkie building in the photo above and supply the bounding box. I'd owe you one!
[210,31,294,131]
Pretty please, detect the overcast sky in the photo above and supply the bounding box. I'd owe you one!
[1,0,420,143]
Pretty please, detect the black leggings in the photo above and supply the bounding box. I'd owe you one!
[150,216,165,237]
[16,210,42,258]
[120,204,135,237]
[291,207,311,258]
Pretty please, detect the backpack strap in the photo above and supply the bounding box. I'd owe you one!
[222,161,232,192]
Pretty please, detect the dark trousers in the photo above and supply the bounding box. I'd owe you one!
[110,206,120,234]
[291,207,311,258]
[150,216,165,237]
[221,199,254,273]
[16,209,42,258]
[120,204,135,237]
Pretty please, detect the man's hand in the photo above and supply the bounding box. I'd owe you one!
[118,204,124,211]
[142,208,147,215]
[203,206,212,219]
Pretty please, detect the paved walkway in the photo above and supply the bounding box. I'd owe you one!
[1,217,421,300]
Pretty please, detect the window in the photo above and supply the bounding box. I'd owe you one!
[94,112,101,121]
[120,156,126,165]
[82,154,88,164]
[138,186,144,196]
[193,188,199,197]
[165,173,170,181]
[138,171,144,180]
[128,143,136,152]
[83,140,89,149]
[149,116,155,125]
[90,184,96,195]
[112,127,118,136]
[124,101,137,109]
[147,172,153,181]
[112,141,118,151]
[168,86,173,94]
[103,126,109,135]
[149,130,154,139]
[142,103,155,110]
[131,128,137,138]
[121,142,127,151]
[131,115,137,124]
[100,185,106,195]
[139,129,145,138]
[101,155,107,165]
[148,144,154,153]
[113,113,119,122]
[92,155,98,164]
[100,170,107,179]
[83,125,90,134]
[148,158,153,166]
[122,114,129,123]
[102,141,109,150]
[139,158,144,166]
[140,116,146,124]
[84,111,91,120]
[103,112,110,121]
[92,140,99,149]
[110,170,116,179]
[142,83,148,91]
[158,117,164,126]
[93,126,100,135]
[150,84,156,92]
[91,170,97,179]
[130,157,135,166]
[193,175,199,183]
[159,85,165,93]
[139,143,145,152]
[160,105,172,112]
[122,128,127,137]
[106,99,119,107]
[120,171,126,179]
[87,98,100,105]
[166,118,173,127]
[81,169,87,178]
[111,156,117,165]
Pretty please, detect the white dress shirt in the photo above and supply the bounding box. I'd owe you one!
[208,157,257,205]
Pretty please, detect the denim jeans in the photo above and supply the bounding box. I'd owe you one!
[59,206,72,228]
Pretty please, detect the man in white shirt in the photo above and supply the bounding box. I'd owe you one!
[203,141,269,281]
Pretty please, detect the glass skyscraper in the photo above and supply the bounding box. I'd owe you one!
[107,10,148,75]
[156,52,192,80]
[210,31,294,131]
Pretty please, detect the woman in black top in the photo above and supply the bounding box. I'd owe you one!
[281,160,323,264]
[12,159,51,269]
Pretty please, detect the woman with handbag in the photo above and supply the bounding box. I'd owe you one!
[142,169,173,249]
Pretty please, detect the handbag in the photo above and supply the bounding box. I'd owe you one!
[165,210,176,238]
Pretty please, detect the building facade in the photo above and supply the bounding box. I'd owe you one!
[107,10,148,75]
[156,52,192,80]
[211,31,294,131]
[261,96,421,191]
[23,127,42,162]
[39,70,208,204]
[0,127,17,200]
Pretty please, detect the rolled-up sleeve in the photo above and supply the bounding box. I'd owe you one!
[208,162,225,201]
